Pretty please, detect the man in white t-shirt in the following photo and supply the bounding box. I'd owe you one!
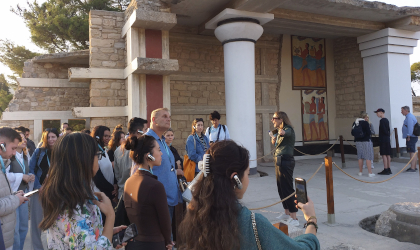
[205,111,230,144]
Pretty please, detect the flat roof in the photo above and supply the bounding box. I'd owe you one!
[32,50,89,65]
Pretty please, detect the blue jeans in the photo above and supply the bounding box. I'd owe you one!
[13,202,29,250]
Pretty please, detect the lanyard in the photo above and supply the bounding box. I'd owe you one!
[98,144,105,154]
[15,155,26,174]
[138,167,153,175]
[0,156,5,174]
[159,138,173,166]
[46,149,50,167]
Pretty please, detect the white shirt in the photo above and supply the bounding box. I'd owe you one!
[205,125,230,143]
[93,150,114,193]
[6,150,32,192]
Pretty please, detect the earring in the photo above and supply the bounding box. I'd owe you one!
[233,175,242,189]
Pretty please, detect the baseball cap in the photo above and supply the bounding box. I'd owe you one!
[374,108,385,113]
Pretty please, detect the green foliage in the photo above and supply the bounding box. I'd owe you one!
[13,0,130,53]
[0,74,13,117]
[411,62,420,82]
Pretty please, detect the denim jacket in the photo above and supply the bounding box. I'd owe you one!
[186,134,210,172]
[29,148,47,189]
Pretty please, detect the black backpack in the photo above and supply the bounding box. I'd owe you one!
[413,123,420,136]
[351,122,365,139]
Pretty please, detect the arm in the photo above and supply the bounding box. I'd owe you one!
[186,136,200,163]
[6,165,23,193]
[256,213,320,250]
[153,183,172,245]
[407,115,415,137]
[282,127,293,137]
[113,150,123,194]
[29,148,39,175]
[0,192,20,217]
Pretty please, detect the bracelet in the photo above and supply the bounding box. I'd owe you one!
[304,221,318,232]
[307,216,317,222]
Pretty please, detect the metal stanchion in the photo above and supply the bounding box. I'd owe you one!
[339,135,346,168]
[394,128,400,158]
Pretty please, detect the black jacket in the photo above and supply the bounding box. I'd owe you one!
[353,120,371,142]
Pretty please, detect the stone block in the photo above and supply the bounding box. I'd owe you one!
[102,61,117,67]
[91,81,111,89]
[103,19,115,26]
[91,97,108,107]
[90,38,115,48]
[91,89,101,97]
[91,18,103,25]
[111,82,121,89]
[101,89,115,97]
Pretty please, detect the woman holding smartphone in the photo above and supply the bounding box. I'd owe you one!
[29,128,59,250]
[124,134,173,250]
[271,111,300,227]
[178,141,319,250]
[39,133,126,249]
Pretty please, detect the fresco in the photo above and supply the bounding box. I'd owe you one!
[302,90,329,141]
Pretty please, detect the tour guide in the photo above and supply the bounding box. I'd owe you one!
[271,111,299,227]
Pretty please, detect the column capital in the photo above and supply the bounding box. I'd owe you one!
[357,28,420,58]
[205,8,273,45]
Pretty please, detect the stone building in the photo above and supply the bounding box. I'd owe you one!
[1,0,420,174]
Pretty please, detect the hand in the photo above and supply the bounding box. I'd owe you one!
[16,193,29,205]
[112,184,118,196]
[279,129,286,136]
[295,196,316,222]
[22,175,31,183]
[113,225,128,249]
[176,169,184,176]
[92,192,114,217]
[29,174,35,182]
[271,137,276,145]
[176,160,181,165]
[166,242,175,250]
[407,136,410,141]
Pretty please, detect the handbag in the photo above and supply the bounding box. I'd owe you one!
[251,212,262,250]
[183,137,197,182]
[114,194,130,227]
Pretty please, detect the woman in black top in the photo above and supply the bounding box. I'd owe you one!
[107,130,126,166]
[164,128,183,170]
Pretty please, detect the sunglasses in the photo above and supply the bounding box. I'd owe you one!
[271,117,281,120]
[44,128,58,132]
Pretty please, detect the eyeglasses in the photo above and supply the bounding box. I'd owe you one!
[271,117,281,120]
[96,151,103,160]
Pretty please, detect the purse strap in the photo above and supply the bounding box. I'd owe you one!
[251,212,262,250]
[114,194,123,212]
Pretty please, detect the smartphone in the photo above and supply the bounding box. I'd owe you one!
[24,189,39,197]
[295,178,308,204]
[112,223,138,248]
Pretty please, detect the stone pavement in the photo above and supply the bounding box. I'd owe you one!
[241,157,420,250]
[22,156,420,250]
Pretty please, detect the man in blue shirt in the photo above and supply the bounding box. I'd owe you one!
[145,108,183,223]
[401,106,418,172]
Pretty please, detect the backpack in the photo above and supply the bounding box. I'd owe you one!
[413,123,420,136]
[208,125,226,142]
[351,122,365,139]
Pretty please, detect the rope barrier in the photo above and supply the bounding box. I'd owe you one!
[249,148,276,161]
[294,138,339,156]
[343,138,357,149]
[332,152,418,184]
[249,162,325,210]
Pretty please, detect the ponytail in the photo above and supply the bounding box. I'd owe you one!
[125,135,156,165]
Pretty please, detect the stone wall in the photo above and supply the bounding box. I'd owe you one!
[413,96,420,112]
[89,10,128,129]
[333,37,366,118]
[0,61,90,139]
[169,27,281,157]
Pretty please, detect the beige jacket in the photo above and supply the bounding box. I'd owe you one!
[0,159,20,248]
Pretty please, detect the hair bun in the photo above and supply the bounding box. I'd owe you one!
[125,136,138,150]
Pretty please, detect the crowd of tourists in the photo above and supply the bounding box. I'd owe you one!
[351,106,418,178]
[0,108,323,250]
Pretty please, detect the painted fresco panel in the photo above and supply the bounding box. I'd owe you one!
[292,36,326,89]
[302,90,329,142]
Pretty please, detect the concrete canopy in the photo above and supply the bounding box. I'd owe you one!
[32,50,89,65]
[170,0,420,37]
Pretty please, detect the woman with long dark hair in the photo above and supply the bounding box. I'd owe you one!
[271,111,300,227]
[39,133,126,249]
[29,128,59,250]
[108,130,126,166]
[178,140,319,250]
[186,118,210,174]
[91,126,117,206]
[124,134,173,250]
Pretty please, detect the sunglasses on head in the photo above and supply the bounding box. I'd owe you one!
[44,128,58,132]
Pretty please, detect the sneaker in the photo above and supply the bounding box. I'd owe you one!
[358,172,363,176]
[286,218,300,227]
[378,169,390,175]
[368,173,375,177]
[406,168,417,172]
[276,213,290,221]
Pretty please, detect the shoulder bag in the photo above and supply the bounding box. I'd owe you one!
[183,137,196,182]
[251,212,262,250]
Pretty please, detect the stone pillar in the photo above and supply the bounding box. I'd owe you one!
[357,28,420,148]
[123,0,178,121]
[206,9,273,173]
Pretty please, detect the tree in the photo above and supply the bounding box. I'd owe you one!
[0,39,40,90]
[411,62,420,97]
[13,0,130,53]
[0,74,14,117]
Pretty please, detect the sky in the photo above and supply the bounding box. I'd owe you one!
[0,0,420,89]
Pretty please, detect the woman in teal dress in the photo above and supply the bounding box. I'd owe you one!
[178,140,320,250]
